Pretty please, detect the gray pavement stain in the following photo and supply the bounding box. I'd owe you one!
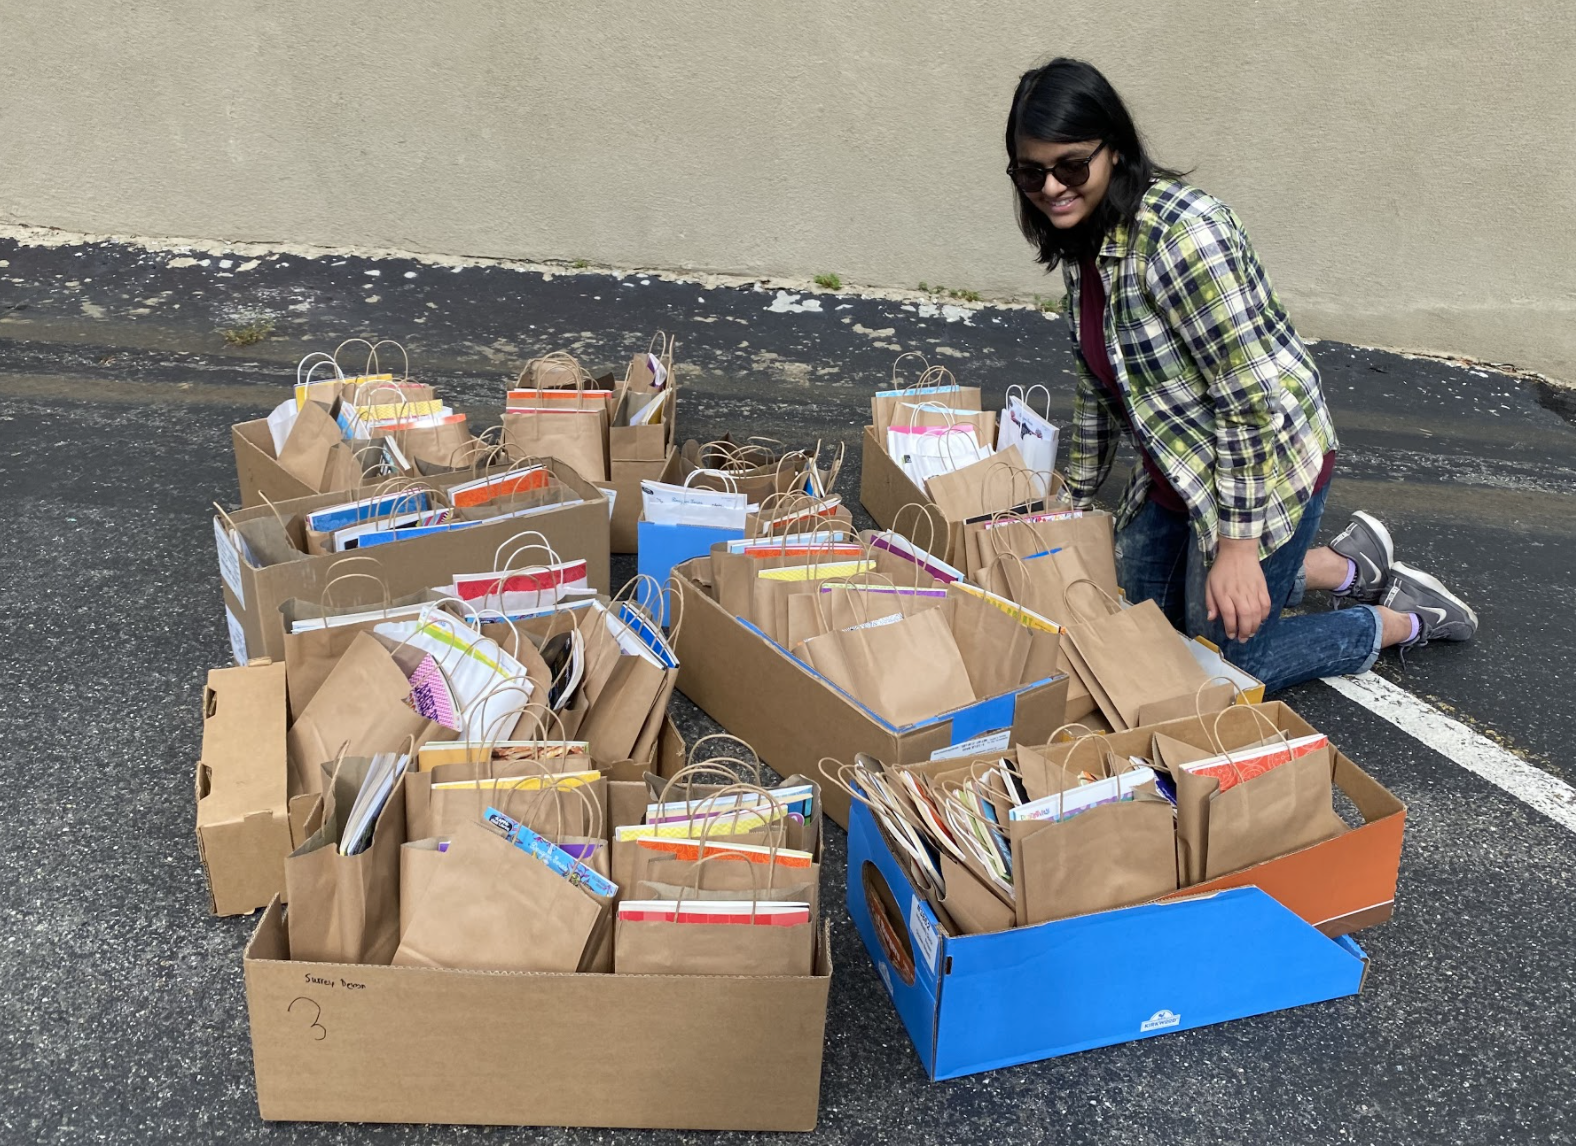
[2,238,1576,1146]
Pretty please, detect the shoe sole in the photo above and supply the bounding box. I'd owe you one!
[1349,510,1395,568]
[1389,561,1479,629]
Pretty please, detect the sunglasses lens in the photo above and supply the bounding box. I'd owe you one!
[1010,168,1045,193]
[1056,162,1090,189]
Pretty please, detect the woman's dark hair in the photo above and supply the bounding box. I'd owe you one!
[1006,58,1180,268]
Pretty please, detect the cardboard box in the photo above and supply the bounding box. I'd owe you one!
[859,426,1066,567]
[846,789,1368,1080]
[638,519,742,625]
[1104,702,1406,935]
[194,661,317,916]
[195,654,685,917]
[244,898,831,1129]
[215,460,611,665]
[859,425,955,561]
[670,560,1070,828]
[232,418,331,508]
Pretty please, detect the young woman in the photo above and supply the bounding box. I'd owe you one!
[1005,58,1477,693]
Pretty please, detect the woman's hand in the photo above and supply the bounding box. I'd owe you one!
[1206,537,1272,641]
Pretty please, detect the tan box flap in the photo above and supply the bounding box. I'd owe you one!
[197,661,289,826]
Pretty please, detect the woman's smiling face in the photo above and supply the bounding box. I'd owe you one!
[1014,136,1116,230]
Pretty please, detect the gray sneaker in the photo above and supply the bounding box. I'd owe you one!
[1383,563,1479,644]
[1327,510,1394,604]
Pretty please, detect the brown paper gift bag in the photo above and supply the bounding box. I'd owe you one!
[398,837,446,940]
[1061,582,1215,732]
[1008,795,1178,925]
[280,581,442,714]
[389,416,475,472]
[923,445,1036,524]
[968,508,1118,592]
[576,595,677,765]
[614,854,814,977]
[871,358,983,435]
[503,405,608,483]
[1153,708,1346,883]
[796,605,975,727]
[276,400,360,493]
[1006,735,1177,925]
[285,631,438,795]
[980,549,1097,718]
[392,815,610,973]
[980,546,1098,629]
[944,586,1061,702]
[504,354,613,482]
[284,755,407,965]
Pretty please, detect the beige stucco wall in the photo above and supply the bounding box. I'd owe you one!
[3,1,1573,378]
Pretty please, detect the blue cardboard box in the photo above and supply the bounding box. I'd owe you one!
[846,793,1368,1080]
[637,520,744,625]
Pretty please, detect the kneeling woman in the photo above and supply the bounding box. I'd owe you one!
[1005,58,1476,693]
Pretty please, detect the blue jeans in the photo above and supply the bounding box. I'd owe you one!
[1114,484,1382,694]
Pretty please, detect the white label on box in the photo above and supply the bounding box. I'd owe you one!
[224,604,249,666]
[214,517,244,608]
[929,727,1011,761]
[1140,1009,1182,1033]
[908,894,940,975]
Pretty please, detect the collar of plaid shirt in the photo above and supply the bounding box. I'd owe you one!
[1062,179,1338,561]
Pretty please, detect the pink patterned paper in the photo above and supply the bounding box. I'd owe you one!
[408,654,461,730]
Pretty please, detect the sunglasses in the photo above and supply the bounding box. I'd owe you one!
[1006,141,1107,193]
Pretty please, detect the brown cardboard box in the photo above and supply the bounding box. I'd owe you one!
[1137,703,1406,935]
[671,559,1070,828]
[216,460,611,665]
[195,649,685,915]
[244,899,831,1129]
[1014,702,1404,936]
[232,418,332,508]
[194,661,317,916]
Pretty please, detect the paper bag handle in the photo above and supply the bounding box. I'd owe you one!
[516,349,594,394]
[514,774,604,855]
[685,733,762,777]
[889,350,932,389]
[1207,701,1289,758]
[1062,577,1121,624]
[1193,675,1246,726]
[364,339,412,382]
[494,530,562,572]
[319,571,392,614]
[654,759,766,810]
[296,351,346,387]
[671,851,767,919]
[688,781,791,873]
[887,503,941,565]
[811,573,901,632]
[823,758,944,898]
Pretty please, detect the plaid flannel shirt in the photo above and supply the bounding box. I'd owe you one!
[1062,179,1337,560]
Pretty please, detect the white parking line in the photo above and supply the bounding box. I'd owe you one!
[1322,671,1576,833]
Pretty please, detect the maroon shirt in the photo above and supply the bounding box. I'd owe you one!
[1076,256,1334,515]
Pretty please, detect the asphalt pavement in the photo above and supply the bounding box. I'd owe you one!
[2,237,1573,1145]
